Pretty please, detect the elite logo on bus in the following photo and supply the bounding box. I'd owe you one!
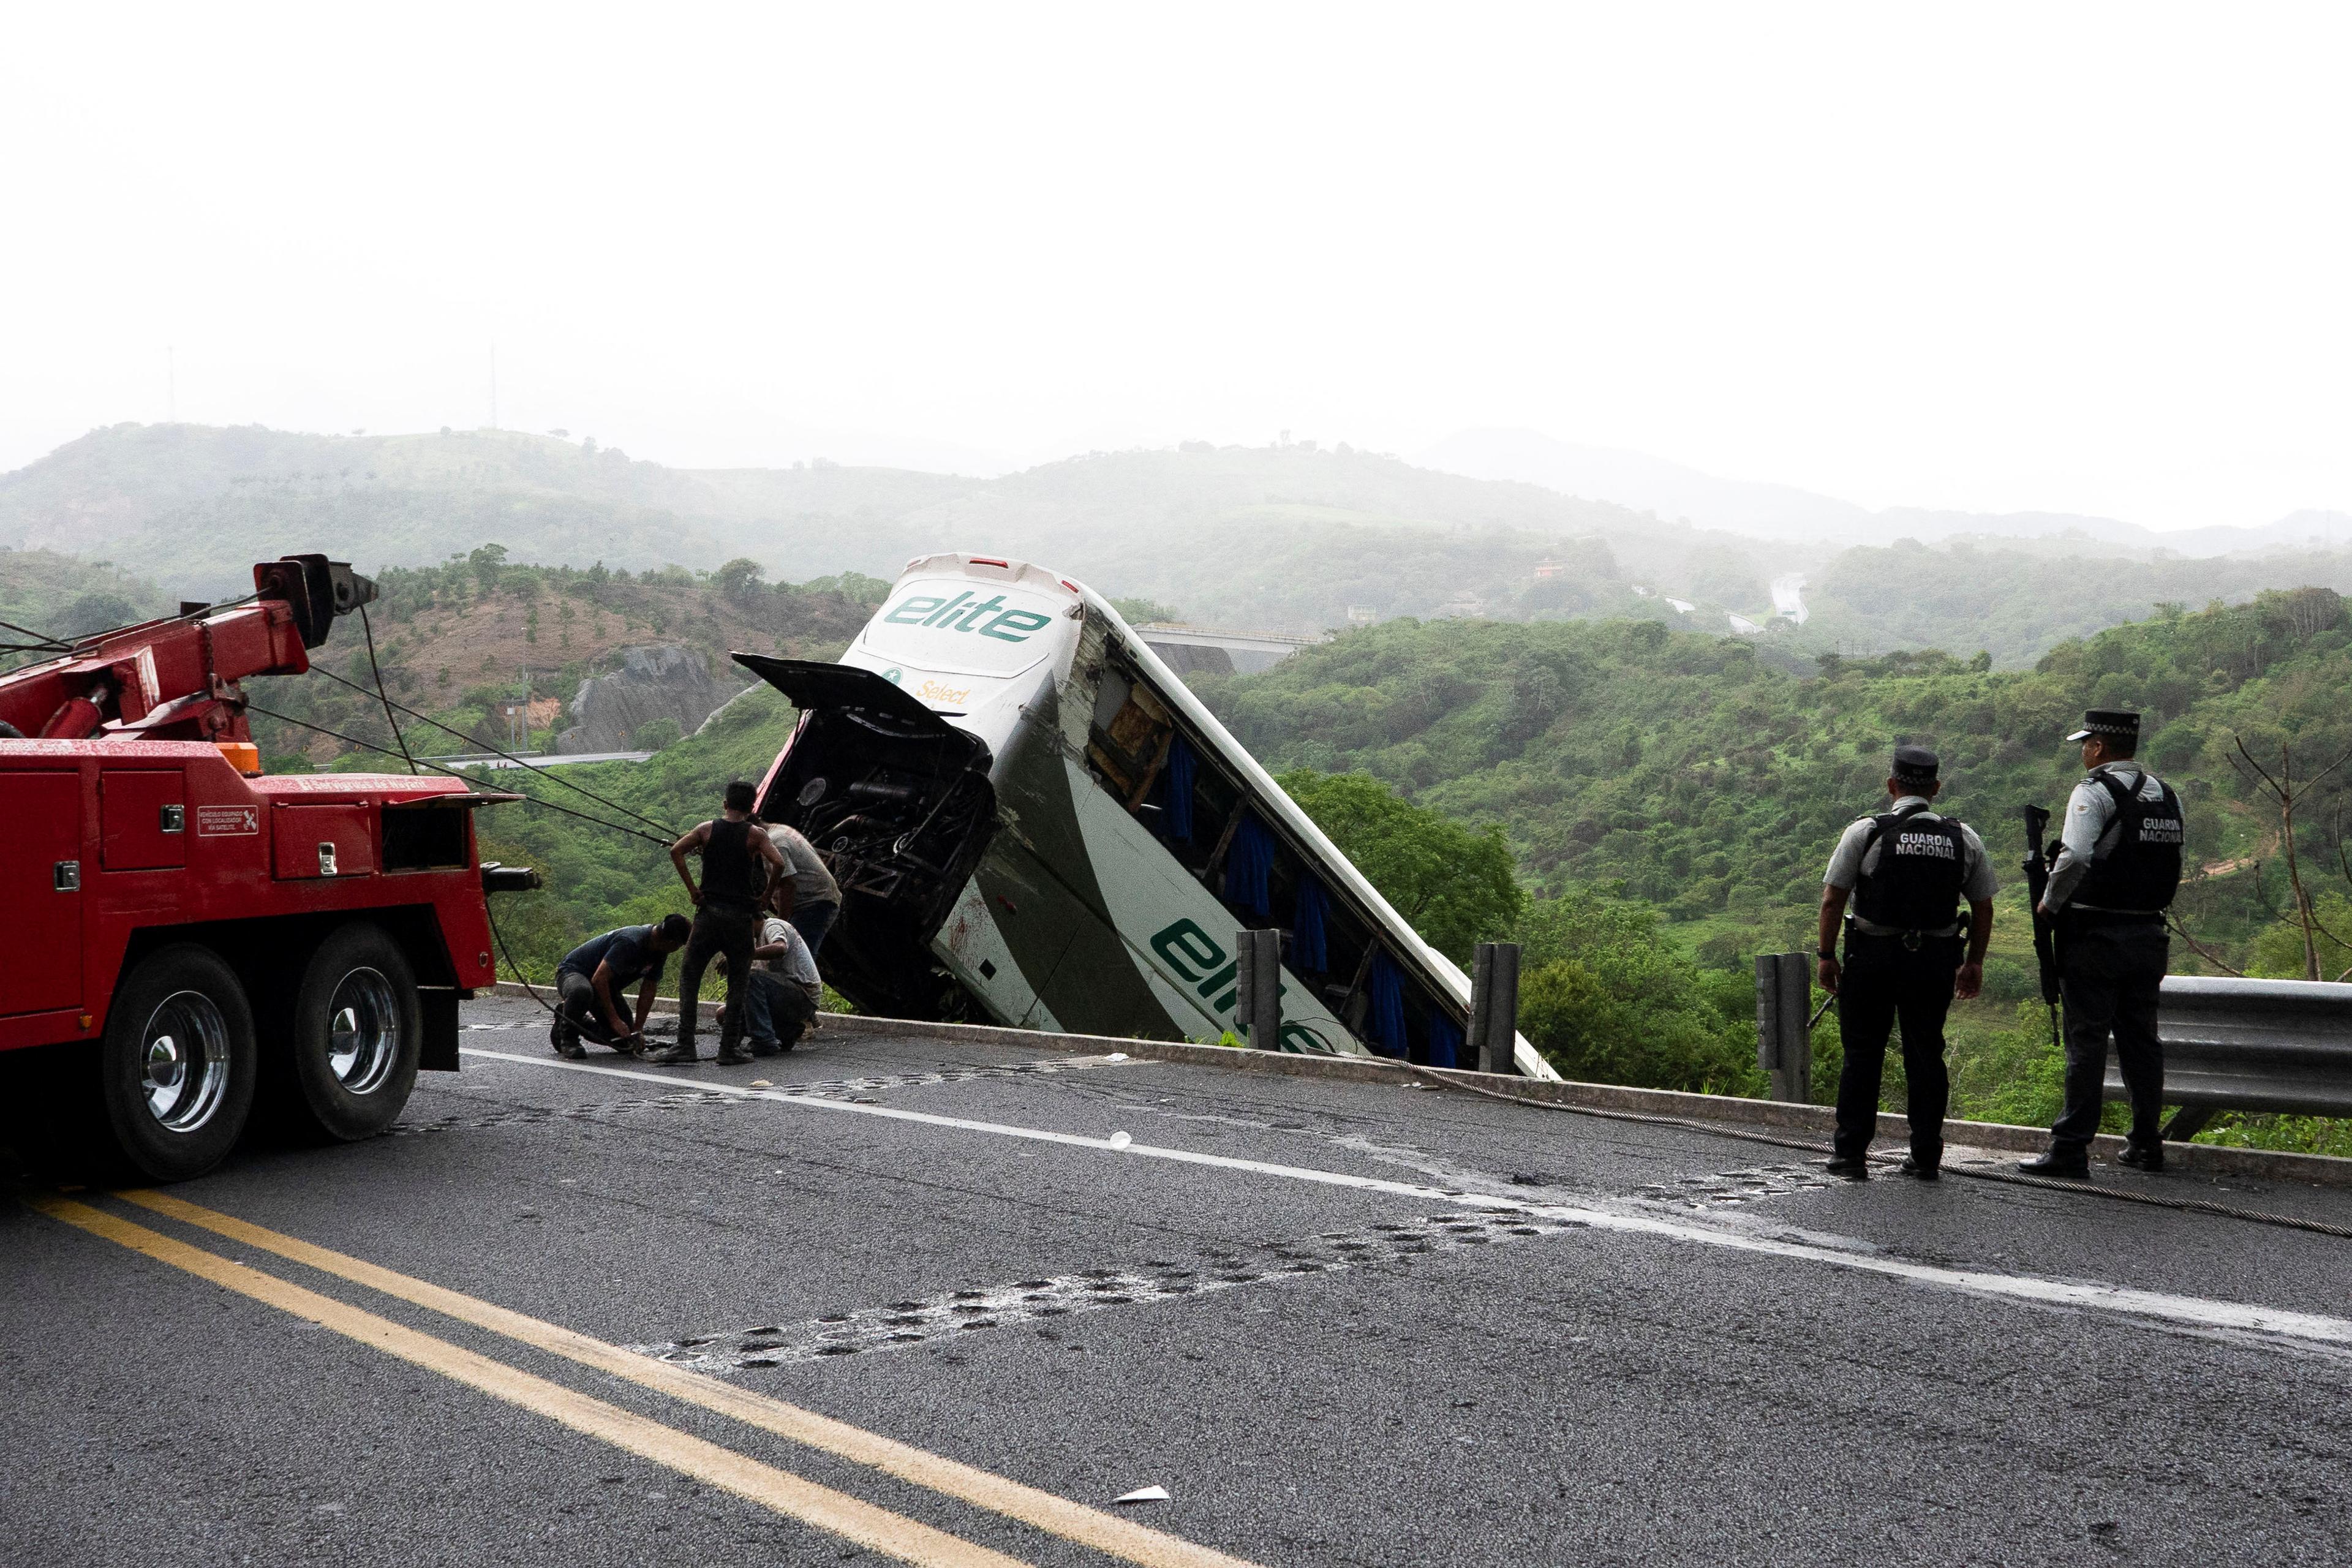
[882,589,1054,643]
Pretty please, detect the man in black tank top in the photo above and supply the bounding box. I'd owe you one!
[652,778,789,1065]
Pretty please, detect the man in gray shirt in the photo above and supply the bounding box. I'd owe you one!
[767,823,843,955]
[2021,709,2185,1177]
[1817,745,1997,1180]
[739,886,826,1055]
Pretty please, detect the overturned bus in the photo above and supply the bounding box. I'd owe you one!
[741,552,1555,1077]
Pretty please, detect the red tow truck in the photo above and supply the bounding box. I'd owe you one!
[0,555,532,1181]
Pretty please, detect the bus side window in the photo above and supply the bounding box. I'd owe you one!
[1087,671,1175,809]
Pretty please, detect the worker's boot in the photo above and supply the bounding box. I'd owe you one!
[549,1021,587,1061]
[646,1040,700,1065]
[1823,1153,1869,1180]
[2116,1140,2166,1173]
[714,1040,753,1066]
[2017,1148,2089,1178]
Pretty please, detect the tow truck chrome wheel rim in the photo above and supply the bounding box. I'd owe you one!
[326,967,400,1096]
[141,991,230,1133]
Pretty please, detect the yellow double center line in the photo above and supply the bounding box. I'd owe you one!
[31,1191,1260,1568]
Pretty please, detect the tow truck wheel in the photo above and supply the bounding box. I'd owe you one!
[99,944,259,1182]
[277,924,422,1142]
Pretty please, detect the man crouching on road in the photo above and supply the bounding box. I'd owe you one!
[552,914,691,1058]
[1817,745,1996,1182]
[723,880,826,1055]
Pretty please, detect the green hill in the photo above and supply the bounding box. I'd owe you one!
[0,547,167,657]
[11,422,2352,667]
[1197,586,2352,972]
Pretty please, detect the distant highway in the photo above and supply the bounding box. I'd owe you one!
[8,993,2350,1565]
[1770,572,1809,624]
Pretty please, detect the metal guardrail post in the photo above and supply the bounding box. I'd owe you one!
[1755,952,1812,1103]
[1468,941,1520,1076]
[1234,928,1283,1049]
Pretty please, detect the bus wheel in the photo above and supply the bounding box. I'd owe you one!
[99,944,258,1182]
[280,924,422,1142]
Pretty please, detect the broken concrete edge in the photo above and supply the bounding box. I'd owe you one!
[486,981,2352,1189]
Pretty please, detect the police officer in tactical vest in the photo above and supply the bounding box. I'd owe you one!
[2020,710,2185,1177]
[1818,746,1997,1180]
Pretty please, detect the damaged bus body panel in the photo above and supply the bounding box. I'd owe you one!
[743,553,1555,1077]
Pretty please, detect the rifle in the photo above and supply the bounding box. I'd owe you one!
[2021,804,2062,1047]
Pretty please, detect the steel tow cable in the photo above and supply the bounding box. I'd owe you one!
[310,663,679,838]
[240,702,674,846]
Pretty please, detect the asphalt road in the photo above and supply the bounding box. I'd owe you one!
[7,992,2351,1567]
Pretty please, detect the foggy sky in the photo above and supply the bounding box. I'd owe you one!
[3,2,2346,530]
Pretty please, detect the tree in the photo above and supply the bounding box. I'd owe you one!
[1276,769,1522,962]
[2229,733,2352,980]
[59,592,143,637]
[1512,885,1762,1094]
[469,543,509,595]
[1110,596,1182,625]
[714,557,766,603]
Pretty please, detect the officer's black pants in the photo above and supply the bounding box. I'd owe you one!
[2049,918,2168,1152]
[677,902,759,1054]
[1833,933,1961,1163]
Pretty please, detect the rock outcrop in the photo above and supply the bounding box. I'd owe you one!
[553,644,739,755]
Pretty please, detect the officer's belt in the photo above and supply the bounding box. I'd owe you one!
[2059,906,2166,927]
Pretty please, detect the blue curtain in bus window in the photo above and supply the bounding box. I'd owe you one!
[1291,875,1329,971]
[1366,951,1407,1058]
[1157,733,1197,842]
[1223,811,1275,917]
[1425,1005,1462,1070]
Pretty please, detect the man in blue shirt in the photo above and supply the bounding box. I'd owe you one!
[552,914,691,1058]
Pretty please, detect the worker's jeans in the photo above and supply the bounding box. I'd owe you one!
[788,899,840,957]
[743,971,819,1049]
[2050,918,2169,1152]
[555,971,627,1050]
[677,902,759,1055]
[1832,933,1962,1164]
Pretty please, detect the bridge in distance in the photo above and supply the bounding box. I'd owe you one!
[7,993,2350,1566]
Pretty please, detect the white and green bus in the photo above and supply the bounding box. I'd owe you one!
[742,552,1553,1075]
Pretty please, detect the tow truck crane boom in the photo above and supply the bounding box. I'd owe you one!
[0,553,370,744]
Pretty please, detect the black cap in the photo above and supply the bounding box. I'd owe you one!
[2066,709,2140,744]
[1891,745,1939,787]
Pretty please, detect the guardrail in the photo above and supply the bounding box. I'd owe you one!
[2133,975,2352,1137]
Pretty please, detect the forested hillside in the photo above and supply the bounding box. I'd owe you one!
[13,423,2352,677]
[1792,538,2352,667]
[240,553,881,769]
[0,547,166,647]
[12,423,2352,666]
[1198,586,2352,978]
[0,424,1686,625]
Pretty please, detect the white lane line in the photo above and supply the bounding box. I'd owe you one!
[457,1047,2352,1354]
